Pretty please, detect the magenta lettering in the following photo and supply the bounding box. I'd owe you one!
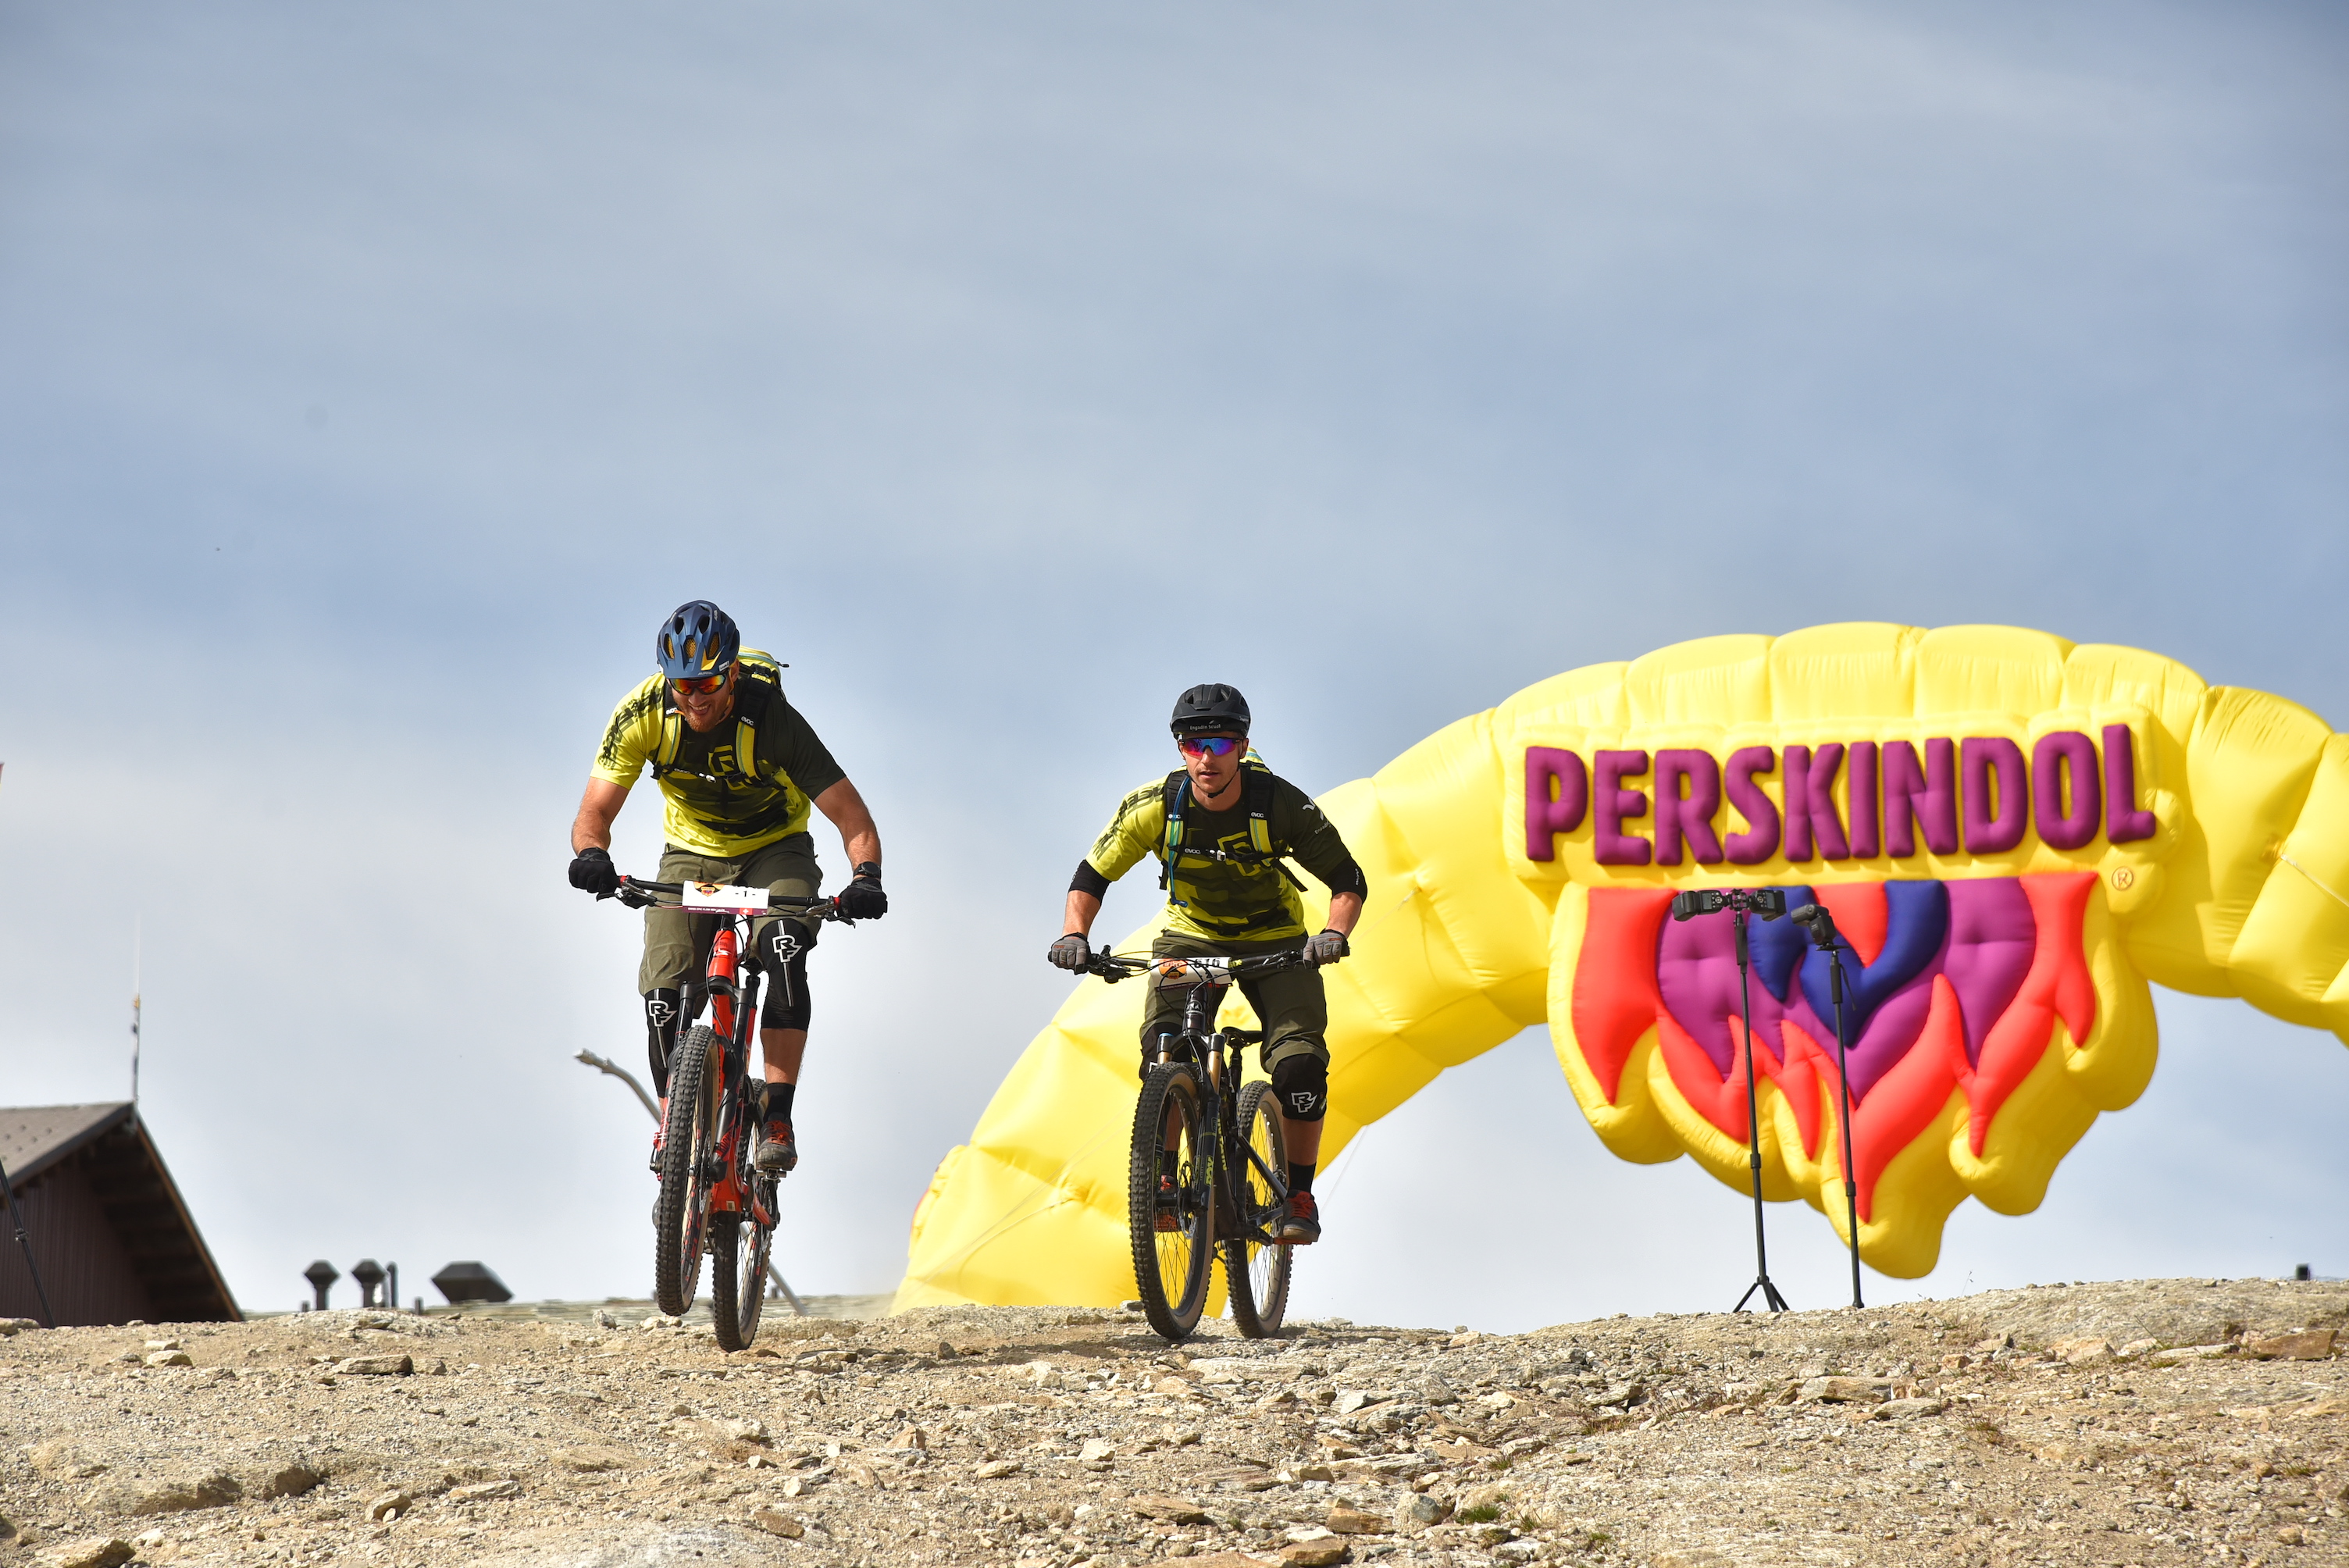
[1523,725,2154,865]
[1884,739,1959,856]
[1784,743,1851,862]
[1523,747,1588,861]
[2104,724,2157,843]
[2032,731,2099,850]
[1847,740,1880,857]
[1962,737,2028,853]
[1653,750,1723,865]
[1593,750,1652,865]
[1723,747,1780,864]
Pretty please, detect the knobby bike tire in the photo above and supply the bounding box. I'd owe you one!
[1222,1079,1292,1338]
[728,1079,775,1349]
[737,1178,773,1345]
[710,1174,775,1352]
[654,1026,721,1317]
[1128,1063,1212,1342]
[708,1213,743,1349]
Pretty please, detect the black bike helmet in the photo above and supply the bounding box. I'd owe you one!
[655,600,740,680]
[1170,682,1251,737]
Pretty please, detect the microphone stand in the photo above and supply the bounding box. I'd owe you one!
[1730,905,1790,1314]
[1788,902,1864,1310]
[1824,939,1863,1310]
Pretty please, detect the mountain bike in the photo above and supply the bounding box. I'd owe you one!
[611,875,846,1351]
[1081,949,1309,1342]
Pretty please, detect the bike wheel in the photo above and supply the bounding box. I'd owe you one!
[709,1181,772,1352]
[654,1025,721,1317]
[737,1181,773,1344]
[1223,1079,1292,1338]
[708,1213,742,1347]
[1128,1062,1213,1342]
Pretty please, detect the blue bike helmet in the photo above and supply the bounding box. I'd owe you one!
[655,600,740,680]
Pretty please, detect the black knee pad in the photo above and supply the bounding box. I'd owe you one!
[1270,1054,1328,1122]
[644,989,682,1098]
[758,924,813,1032]
[762,917,818,961]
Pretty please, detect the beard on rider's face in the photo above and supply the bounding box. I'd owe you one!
[672,663,741,732]
[675,688,734,732]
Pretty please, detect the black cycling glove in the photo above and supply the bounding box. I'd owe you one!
[569,846,620,897]
[1049,934,1092,971]
[833,863,887,921]
[1304,928,1350,967]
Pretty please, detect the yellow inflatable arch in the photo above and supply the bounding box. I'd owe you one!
[896,624,2349,1303]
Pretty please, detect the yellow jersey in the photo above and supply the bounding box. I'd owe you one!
[592,653,846,858]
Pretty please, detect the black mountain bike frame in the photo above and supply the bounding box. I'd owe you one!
[1093,951,1301,1248]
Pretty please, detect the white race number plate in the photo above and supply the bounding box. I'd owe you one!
[680,881,771,911]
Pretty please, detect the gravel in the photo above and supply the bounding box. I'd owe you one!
[0,1280,2343,1566]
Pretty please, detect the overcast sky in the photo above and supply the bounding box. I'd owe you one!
[2,1,2343,1327]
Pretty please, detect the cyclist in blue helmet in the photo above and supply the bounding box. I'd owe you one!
[568,600,889,1178]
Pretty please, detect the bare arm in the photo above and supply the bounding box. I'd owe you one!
[1062,889,1103,939]
[571,778,630,854]
[812,777,882,871]
[1324,889,1363,938]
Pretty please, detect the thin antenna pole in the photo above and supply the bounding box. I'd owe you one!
[130,918,143,1114]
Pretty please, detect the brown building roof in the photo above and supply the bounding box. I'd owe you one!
[1,1103,132,1183]
[2,1103,240,1325]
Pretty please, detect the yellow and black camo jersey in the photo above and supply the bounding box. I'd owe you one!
[1084,761,1358,943]
[591,654,847,859]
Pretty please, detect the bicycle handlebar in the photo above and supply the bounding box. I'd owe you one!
[604,875,847,918]
[1082,948,1314,985]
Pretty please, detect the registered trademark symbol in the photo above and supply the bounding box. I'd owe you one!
[2110,866,2137,890]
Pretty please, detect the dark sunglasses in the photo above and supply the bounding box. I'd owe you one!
[1177,735,1243,757]
[672,672,729,696]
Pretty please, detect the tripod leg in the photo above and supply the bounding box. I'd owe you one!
[1731,913,1788,1312]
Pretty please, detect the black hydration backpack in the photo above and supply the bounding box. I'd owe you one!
[1157,760,1305,893]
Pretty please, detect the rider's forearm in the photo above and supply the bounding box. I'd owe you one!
[813,778,882,870]
[571,779,629,854]
[1064,889,1102,938]
[1324,891,1364,937]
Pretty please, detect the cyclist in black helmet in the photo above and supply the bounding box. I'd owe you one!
[568,600,887,1178]
[1050,684,1366,1243]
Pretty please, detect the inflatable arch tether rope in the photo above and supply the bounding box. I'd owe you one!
[895,623,2349,1306]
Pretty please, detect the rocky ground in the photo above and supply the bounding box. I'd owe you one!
[2,1278,2344,1568]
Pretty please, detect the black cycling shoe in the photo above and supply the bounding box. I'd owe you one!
[754,1120,798,1174]
[1276,1191,1321,1245]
